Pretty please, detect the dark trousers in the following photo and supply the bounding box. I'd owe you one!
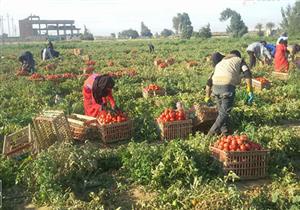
[247,51,256,69]
[209,85,235,136]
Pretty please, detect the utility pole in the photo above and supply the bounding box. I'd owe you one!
[6,14,10,36]
[0,16,3,35]
[11,17,14,36]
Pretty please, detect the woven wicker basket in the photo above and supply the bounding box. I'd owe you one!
[98,120,133,143]
[210,146,269,180]
[2,124,34,158]
[157,119,192,141]
[33,110,72,152]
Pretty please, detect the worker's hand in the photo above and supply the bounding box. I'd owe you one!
[204,96,213,107]
[246,91,254,105]
[112,105,121,114]
[100,103,107,111]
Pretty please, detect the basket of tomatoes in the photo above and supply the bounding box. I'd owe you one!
[97,110,133,143]
[252,77,271,91]
[157,108,192,141]
[193,104,218,125]
[142,84,165,98]
[210,134,269,180]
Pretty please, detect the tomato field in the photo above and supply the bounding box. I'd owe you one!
[0,38,300,209]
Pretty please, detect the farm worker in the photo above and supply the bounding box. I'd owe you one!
[276,32,288,45]
[287,44,300,61]
[18,51,36,74]
[148,43,155,53]
[246,41,272,68]
[41,41,60,61]
[205,50,253,136]
[274,39,289,73]
[265,43,276,58]
[82,74,117,117]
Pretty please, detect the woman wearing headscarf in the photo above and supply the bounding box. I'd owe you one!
[82,74,116,117]
[274,39,289,73]
[18,51,36,74]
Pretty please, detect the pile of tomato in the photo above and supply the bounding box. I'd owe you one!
[108,68,137,78]
[213,134,263,152]
[144,84,161,92]
[165,58,175,65]
[85,60,96,66]
[29,73,45,80]
[187,61,198,68]
[61,73,77,79]
[107,60,114,67]
[16,69,29,76]
[45,73,77,81]
[154,58,164,66]
[97,110,128,125]
[46,74,62,80]
[255,77,270,85]
[157,108,186,123]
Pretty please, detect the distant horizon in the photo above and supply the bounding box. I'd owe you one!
[0,0,296,37]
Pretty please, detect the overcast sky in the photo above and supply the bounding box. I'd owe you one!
[0,0,297,36]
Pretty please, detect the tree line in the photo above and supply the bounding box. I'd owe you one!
[114,2,300,39]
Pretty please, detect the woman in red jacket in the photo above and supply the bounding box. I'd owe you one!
[274,39,289,72]
[82,74,116,117]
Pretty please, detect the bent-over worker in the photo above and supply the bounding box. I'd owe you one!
[205,50,254,136]
[246,41,272,68]
[82,74,117,117]
[18,51,36,74]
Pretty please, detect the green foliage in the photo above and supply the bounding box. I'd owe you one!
[199,24,212,39]
[281,2,300,36]
[118,29,139,39]
[16,143,122,206]
[140,22,153,38]
[172,13,193,39]
[160,29,174,37]
[0,157,18,188]
[220,8,248,37]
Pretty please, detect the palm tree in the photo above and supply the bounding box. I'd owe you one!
[266,22,275,36]
[255,23,264,37]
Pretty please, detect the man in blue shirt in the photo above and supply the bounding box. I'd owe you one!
[265,43,276,58]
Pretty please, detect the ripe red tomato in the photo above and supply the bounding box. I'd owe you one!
[240,144,246,152]
[244,143,251,151]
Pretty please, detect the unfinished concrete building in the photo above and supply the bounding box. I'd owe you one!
[19,15,81,38]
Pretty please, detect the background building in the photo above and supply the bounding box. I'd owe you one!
[19,15,81,38]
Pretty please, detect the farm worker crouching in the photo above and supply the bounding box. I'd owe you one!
[41,41,60,61]
[82,74,117,117]
[205,50,254,136]
[274,39,289,73]
[18,51,36,74]
[246,41,272,68]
